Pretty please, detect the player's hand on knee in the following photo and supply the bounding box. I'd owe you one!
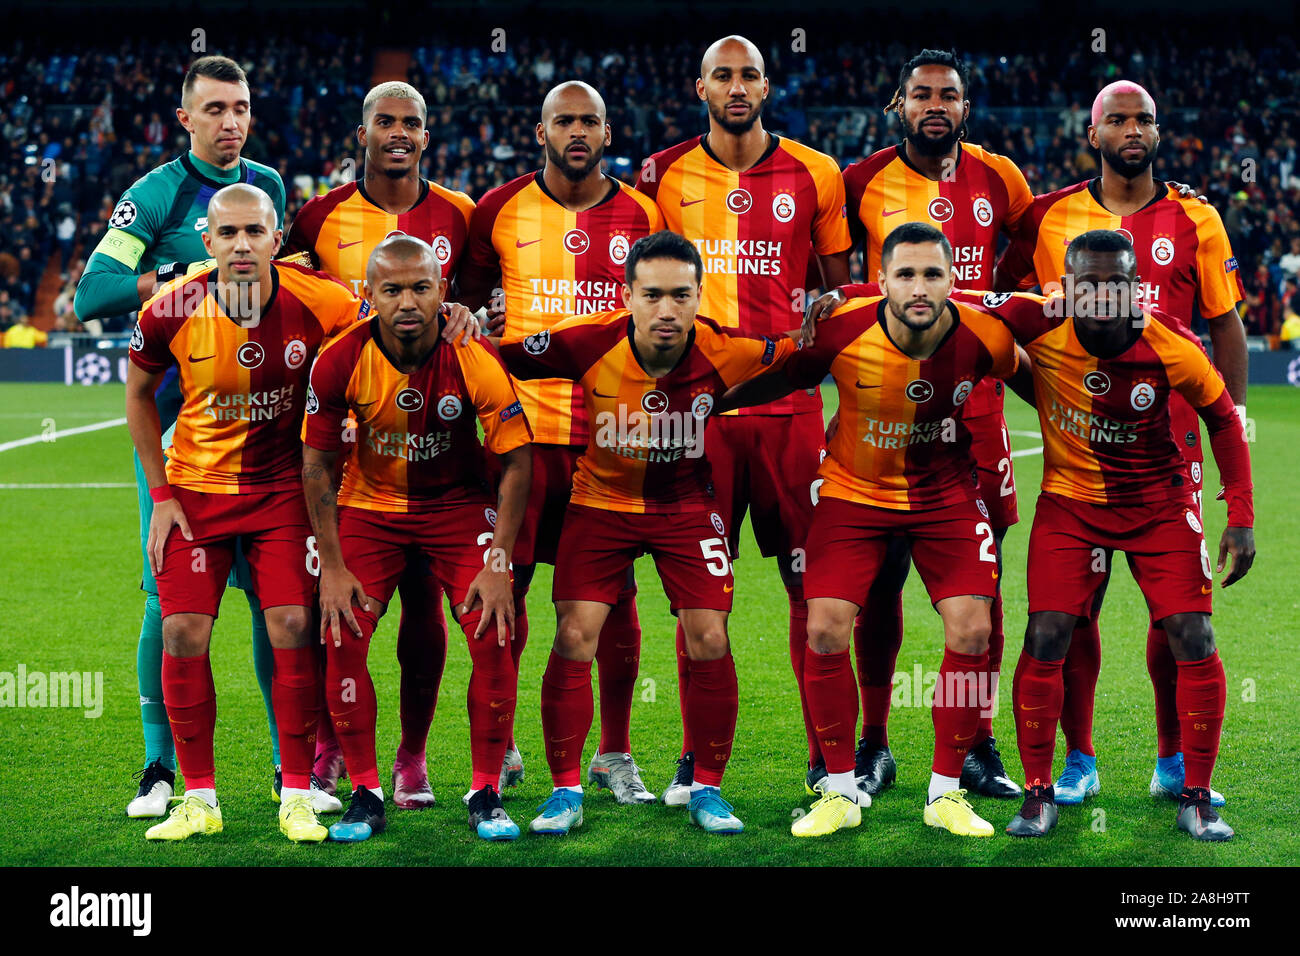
[148,499,192,575]
[319,566,369,647]
[441,302,482,345]
[1217,526,1255,587]
[464,564,514,647]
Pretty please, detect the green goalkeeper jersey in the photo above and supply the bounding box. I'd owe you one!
[74,150,286,320]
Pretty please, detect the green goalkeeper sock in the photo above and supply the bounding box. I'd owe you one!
[137,593,175,771]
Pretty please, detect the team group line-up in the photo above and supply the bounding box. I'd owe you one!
[78,35,1254,846]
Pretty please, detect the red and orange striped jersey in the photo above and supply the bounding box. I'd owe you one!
[284,180,474,298]
[969,291,1252,524]
[498,310,796,514]
[302,315,531,513]
[637,134,850,416]
[129,262,367,493]
[843,142,1032,419]
[457,172,664,447]
[994,179,1244,463]
[788,296,1017,510]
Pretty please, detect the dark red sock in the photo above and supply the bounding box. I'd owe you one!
[507,590,528,750]
[325,608,380,790]
[1060,615,1100,756]
[1176,652,1225,790]
[395,582,447,760]
[855,588,903,745]
[162,651,217,789]
[313,665,339,760]
[273,645,322,790]
[1146,621,1182,758]
[675,620,692,757]
[595,585,640,754]
[685,654,739,787]
[802,649,859,774]
[931,648,988,777]
[540,652,593,788]
[787,594,821,766]
[1012,653,1065,787]
[976,593,1005,744]
[463,609,519,791]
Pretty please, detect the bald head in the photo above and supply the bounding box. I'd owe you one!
[1092,81,1156,127]
[541,80,606,125]
[207,182,276,231]
[701,35,765,80]
[697,35,768,136]
[365,235,447,348]
[537,80,610,183]
[367,234,442,286]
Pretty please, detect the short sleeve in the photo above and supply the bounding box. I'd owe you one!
[458,339,534,455]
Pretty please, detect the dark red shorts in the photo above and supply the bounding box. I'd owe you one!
[804,495,1001,607]
[338,502,500,614]
[967,411,1019,529]
[156,486,315,618]
[506,443,582,568]
[1027,491,1212,621]
[705,411,824,560]
[553,504,734,613]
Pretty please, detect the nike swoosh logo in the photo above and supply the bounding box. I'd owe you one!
[723,583,734,593]
[679,197,705,207]
[1200,585,1213,594]
[855,381,880,389]
[708,739,733,748]
[883,207,906,217]
[592,389,618,398]
[815,723,839,733]
[614,641,637,649]
[1019,704,1046,711]
[337,240,363,249]
[549,734,577,743]
[954,733,976,742]
[489,699,510,709]
[188,354,215,362]
[354,400,377,407]
[1186,711,1214,717]
[516,238,541,248]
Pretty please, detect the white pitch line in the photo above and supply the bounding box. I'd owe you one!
[0,482,133,489]
[0,417,126,454]
[1008,429,1043,439]
[1011,446,1044,459]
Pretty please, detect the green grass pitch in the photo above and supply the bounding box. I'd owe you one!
[0,381,1296,866]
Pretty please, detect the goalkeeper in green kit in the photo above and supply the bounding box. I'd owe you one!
[74,55,339,818]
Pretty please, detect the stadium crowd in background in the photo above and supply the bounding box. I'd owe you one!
[0,28,1297,339]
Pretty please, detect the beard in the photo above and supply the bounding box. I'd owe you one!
[902,114,962,157]
[1099,139,1159,179]
[888,297,945,331]
[545,139,605,182]
[709,96,764,135]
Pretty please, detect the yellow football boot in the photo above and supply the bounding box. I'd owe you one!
[145,793,223,841]
[279,794,328,843]
[923,789,994,837]
[792,790,863,838]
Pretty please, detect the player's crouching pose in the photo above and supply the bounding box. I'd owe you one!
[302,235,533,842]
[496,230,801,836]
[125,184,368,843]
[725,222,1025,839]
[977,231,1254,841]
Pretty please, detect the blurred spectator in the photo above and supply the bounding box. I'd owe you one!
[2,311,47,348]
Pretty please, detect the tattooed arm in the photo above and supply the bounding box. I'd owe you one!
[302,444,369,646]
